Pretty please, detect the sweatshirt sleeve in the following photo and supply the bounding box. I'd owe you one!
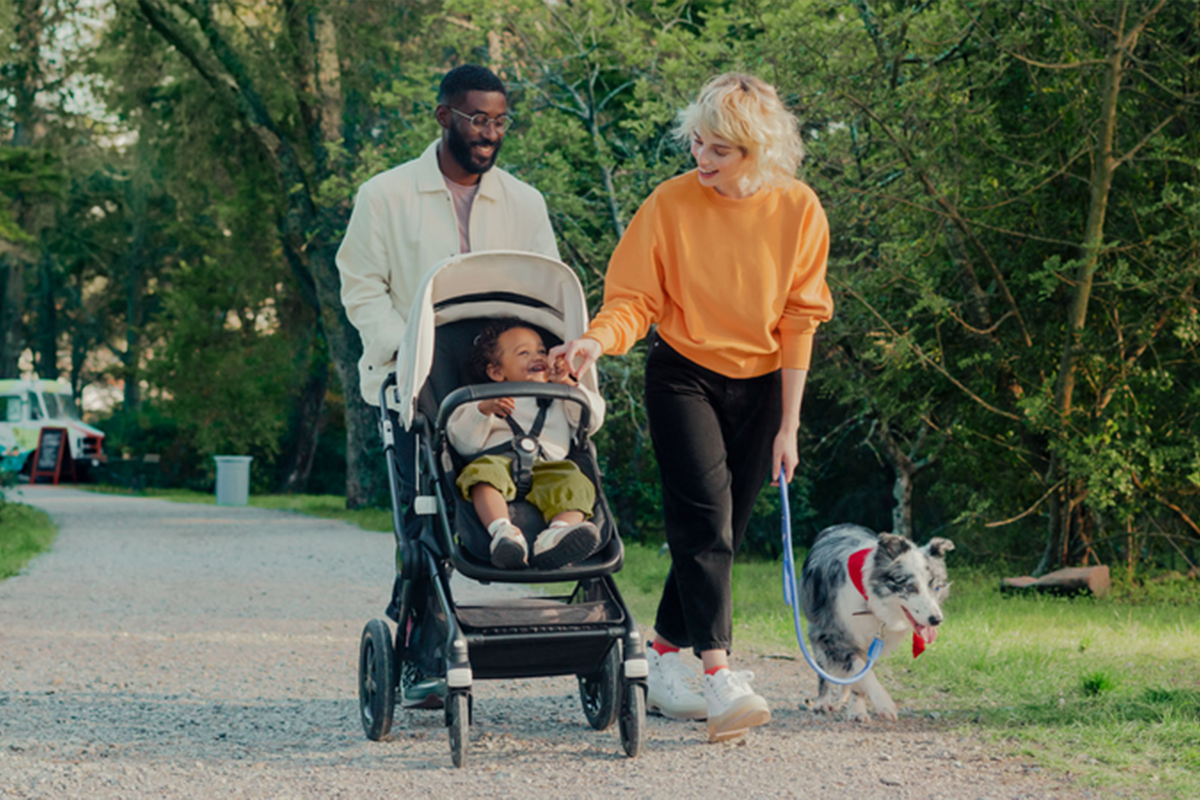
[776,193,834,370]
[446,403,496,455]
[583,192,665,355]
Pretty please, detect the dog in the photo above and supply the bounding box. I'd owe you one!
[799,524,954,721]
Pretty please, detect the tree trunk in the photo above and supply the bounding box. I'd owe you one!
[137,0,382,506]
[34,253,57,378]
[0,259,24,376]
[876,419,935,540]
[0,0,46,375]
[278,332,329,493]
[10,0,42,149]
[1038,9,1131,575]
[122,144,150,412]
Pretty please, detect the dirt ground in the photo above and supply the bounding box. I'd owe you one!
[0,485,1099,799]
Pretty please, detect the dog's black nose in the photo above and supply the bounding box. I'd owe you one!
[928,614,943,627]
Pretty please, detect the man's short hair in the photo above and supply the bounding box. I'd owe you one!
[438,65,507,105]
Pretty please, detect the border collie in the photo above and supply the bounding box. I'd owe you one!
[799,524,954,721]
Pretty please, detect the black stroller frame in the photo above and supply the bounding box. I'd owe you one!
[357,364,648,767]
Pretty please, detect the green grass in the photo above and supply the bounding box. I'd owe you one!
[703,554,1200,799]
[0,502,57,579]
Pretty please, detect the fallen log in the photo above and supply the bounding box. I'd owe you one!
[1001,565,1111,597]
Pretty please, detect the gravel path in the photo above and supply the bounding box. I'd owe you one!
[0,485,1092,799]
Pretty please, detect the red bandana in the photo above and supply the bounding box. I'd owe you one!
[847,547,926,658]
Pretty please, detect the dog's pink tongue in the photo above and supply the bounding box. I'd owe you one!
[916,625,937,645]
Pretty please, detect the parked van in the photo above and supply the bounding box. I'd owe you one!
[0,378,106,477]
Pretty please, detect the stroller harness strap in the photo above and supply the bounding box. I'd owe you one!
[477,397,552,500]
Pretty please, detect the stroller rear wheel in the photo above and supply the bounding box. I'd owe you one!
[446,690,470,768]
[358,619,396,740]
[618,680,646,758]
[578,641,621,731]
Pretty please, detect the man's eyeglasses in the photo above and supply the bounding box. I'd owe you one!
[450,107,512,133]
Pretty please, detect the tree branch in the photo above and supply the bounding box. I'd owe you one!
[831,275,1022,421]
[985,480,1065,528]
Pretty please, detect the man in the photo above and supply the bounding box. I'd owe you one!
[336,66,560,704]
[337,64,560,409]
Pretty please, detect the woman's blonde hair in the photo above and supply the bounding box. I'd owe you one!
[674,73,804,190]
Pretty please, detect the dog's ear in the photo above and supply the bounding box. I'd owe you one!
[876,533,912,561]
[923,537,955,559]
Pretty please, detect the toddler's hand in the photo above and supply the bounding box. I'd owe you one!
[479,397,516,417]
[549,357,579,386]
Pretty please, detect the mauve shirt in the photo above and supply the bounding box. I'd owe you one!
[444,176,481,253]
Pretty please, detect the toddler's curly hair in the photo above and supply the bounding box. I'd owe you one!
[469,317,532,382]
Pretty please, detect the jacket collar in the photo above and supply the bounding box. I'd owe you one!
[415,139,501,201]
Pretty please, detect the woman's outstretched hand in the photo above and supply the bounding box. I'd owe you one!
[549,337,603,380]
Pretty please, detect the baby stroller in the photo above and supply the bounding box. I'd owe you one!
[356,251,648,767]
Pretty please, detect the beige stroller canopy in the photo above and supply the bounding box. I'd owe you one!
[391,250,601,430]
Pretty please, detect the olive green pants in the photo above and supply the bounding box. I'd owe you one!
[456,455,595,522]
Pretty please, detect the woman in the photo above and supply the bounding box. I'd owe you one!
[552,73,833,743]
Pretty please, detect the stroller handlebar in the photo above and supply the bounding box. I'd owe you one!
[435,382,593,437]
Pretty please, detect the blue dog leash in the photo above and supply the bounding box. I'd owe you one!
[780,468,884,685]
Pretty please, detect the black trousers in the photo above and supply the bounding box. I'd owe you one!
[644,334,782,656]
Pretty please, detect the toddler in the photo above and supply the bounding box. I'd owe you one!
[447,318,606,569]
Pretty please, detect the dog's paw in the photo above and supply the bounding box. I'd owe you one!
[874,706,899,722]
[846,696,870,722]
[810,697,840,715]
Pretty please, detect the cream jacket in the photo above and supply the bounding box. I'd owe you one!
[337,140,560,405]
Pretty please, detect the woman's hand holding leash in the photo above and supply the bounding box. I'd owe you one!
[549,338,603,380]
[771,428,799,486]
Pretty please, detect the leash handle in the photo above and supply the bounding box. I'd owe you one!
[780,467,884,685]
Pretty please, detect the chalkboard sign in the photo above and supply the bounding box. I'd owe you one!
[30,427,75,485]
[36,429,63,470]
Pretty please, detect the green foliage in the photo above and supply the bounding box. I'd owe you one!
[147,255,297,458]
[9,0,1200,573]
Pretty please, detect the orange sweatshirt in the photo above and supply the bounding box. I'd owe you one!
[584,171,834,377]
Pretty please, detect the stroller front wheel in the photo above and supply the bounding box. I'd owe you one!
[358,619,396,740]
[446,690,470,768]
[619,680,646,758]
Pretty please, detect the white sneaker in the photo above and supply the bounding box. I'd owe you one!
[704,668,770,742]
[646,649,707,720]
[489,519,527,569]
[531,521,601,569]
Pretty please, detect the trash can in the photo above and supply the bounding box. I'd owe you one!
[214,455,254,506]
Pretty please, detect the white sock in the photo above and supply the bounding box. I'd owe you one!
[549,520,571,528]
[488,518,513,537]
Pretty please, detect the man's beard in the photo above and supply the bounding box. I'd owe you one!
[446,123,502,174]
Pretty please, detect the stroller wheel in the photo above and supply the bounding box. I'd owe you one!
[446,691,470,768]
[358,619,396,741]
[578,641,621,731]
[619,680,646,758]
